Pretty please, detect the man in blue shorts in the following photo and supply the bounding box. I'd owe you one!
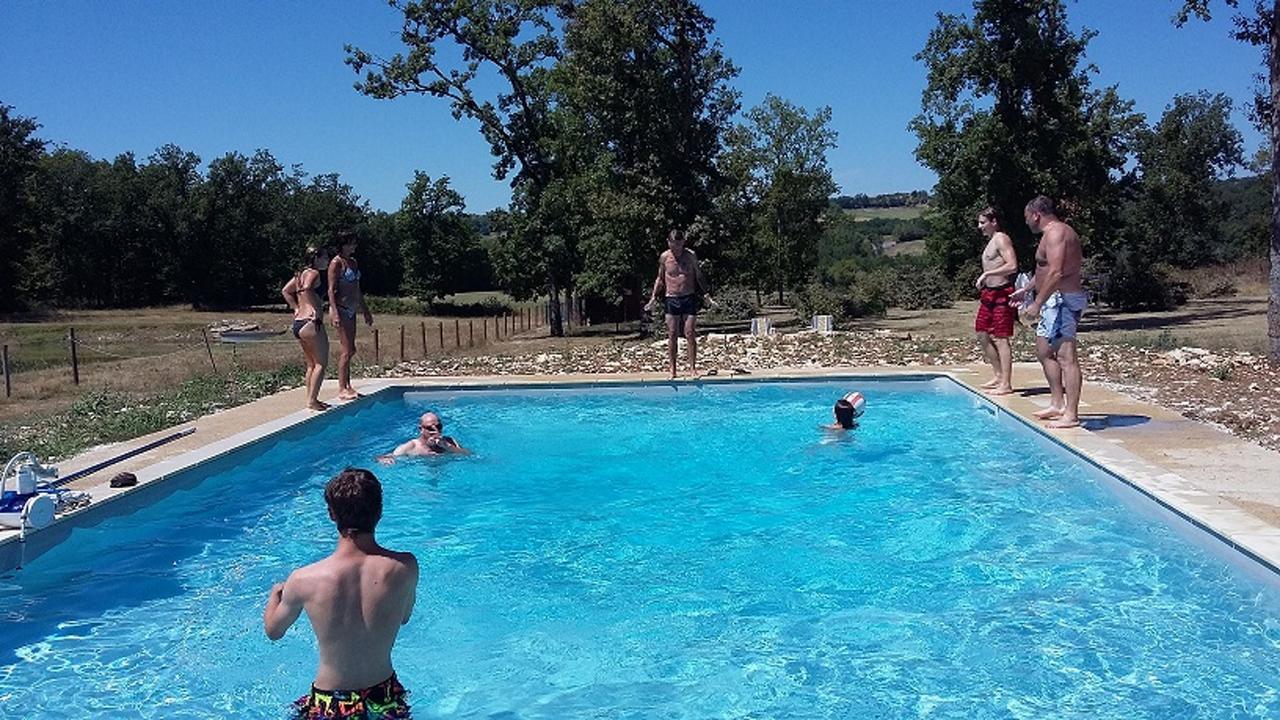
[1010,196,1087,429]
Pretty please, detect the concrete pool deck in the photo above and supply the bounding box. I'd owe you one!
[4,363,1279,572]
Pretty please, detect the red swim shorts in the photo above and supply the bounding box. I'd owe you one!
[975,284,1015,338]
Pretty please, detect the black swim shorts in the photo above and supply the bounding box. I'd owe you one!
[664,294,699,317]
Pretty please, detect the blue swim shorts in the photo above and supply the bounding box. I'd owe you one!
[1036,291,1088,344]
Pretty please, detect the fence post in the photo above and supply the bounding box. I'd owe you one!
[2,344,10,398]
[468,320,474,347]
[483,316,489,343]
[69,327,80,385]
[438,321,444,349]
[454,319,460,348]
[420,322,427,358]
[373,328,380,364]
[399,325,405,362]
[201,329,218,373]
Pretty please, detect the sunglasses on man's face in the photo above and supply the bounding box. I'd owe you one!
[421,423,442,431]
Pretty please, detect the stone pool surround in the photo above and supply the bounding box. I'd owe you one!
[3,365,1279,575]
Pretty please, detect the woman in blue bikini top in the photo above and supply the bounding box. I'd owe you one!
[328,230,373,402]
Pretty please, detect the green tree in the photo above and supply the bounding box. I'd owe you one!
[189,150,300,308]
[22,149,106,306]
[910,0,1144,282]
[346,0,572,334]
[397,172,480,301]
[99,152,172,306]
[555,0,740,306]
[723,94,837,302]
[1131,92,1244,268]
[139,144,202,302]
[0,104,45,311]
[1177,1,1280,357]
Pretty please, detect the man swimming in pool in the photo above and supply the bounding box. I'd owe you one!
[376,412,468,464]
[264,468,418,720]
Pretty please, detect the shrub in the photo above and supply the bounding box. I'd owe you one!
[792,278,887,324]
[889,257,954,309]
[429,296,513,317]
[702,287,759,321]
[1090,252,1188,311]
[364,296,431,316]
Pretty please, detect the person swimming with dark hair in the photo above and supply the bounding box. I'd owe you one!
[823,391,866,430]
[282,245,331,411]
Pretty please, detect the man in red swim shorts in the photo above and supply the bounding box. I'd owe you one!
[973,207,1018,395]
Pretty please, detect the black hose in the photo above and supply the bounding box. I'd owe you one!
[46,427,196,489]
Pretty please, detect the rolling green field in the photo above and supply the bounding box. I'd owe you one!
[847,205,931,221]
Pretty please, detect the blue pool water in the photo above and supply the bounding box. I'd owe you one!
[1,378,1278,718]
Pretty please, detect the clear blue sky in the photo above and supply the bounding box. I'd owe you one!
[0,1,1264,213]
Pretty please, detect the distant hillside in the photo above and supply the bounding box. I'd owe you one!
[831,190,931,210]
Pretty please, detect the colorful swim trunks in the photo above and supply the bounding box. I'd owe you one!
[292,674,410,719]
[1036,291,1088,344]
[974,283,1015,338]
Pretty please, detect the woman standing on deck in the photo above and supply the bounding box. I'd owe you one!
[328,229,373,401]
[282,245,332,411]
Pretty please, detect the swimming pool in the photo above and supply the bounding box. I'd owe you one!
[1,377,1278,717]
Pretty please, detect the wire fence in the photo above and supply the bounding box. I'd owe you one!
[0,302,572,401]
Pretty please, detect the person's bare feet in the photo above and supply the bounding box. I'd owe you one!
[1033,406,1063,420]
[1046,416,1080,429]
[307,401,331,411]
[336,390,361,401]
[985,385,1014,396]
[979,378,1000,389]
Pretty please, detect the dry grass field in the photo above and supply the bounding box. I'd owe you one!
[0,303,543,424]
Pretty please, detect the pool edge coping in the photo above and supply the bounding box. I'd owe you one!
[3,367,1279,577]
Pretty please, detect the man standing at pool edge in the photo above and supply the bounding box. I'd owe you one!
[645,228,716,378]
[1011,195,1087,429]
[264,468,418,719]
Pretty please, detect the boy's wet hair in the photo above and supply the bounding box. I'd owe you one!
[325,468,383,537]
[834,399,856,429]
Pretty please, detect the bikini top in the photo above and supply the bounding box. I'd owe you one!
[340,265,361,284]
[298,270,328,304]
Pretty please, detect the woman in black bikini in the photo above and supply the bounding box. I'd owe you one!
[282,245,331,411]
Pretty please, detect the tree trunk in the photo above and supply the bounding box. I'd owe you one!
[1270,0,1280,360]
[776,212,785,304]
[548,274,564,337]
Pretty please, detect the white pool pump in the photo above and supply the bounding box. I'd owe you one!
[0,452,59,530]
